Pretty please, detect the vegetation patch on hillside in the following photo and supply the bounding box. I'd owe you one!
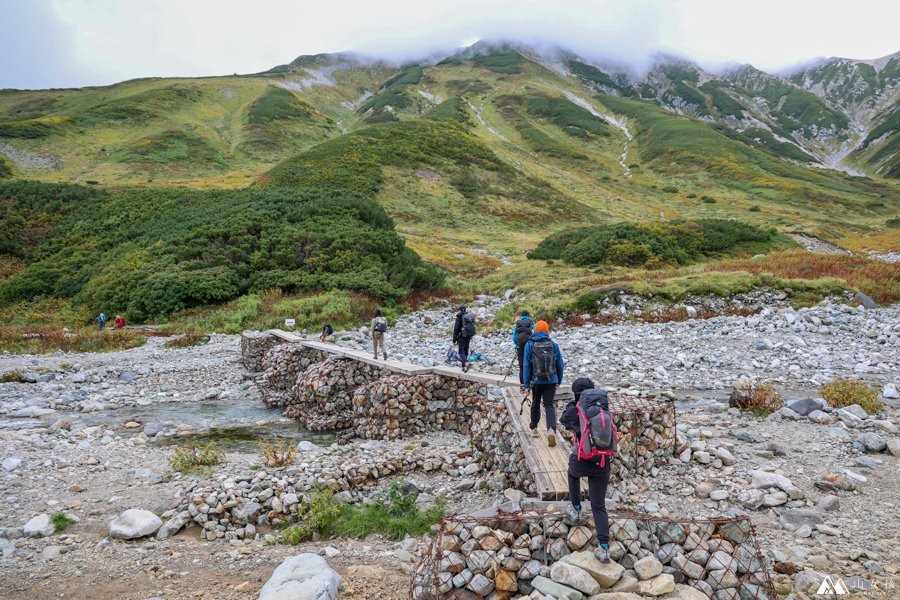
[249,87,313,125]
[111,130,224,166]
[528,219,781,268]
[472,50,523,74]
[359,65,424,118]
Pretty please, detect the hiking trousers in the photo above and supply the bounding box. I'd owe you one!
[457,337,471,368]
[529,383,557,430]
[372,332,385,358]
[516,345,526,385]
[568,453,611,545]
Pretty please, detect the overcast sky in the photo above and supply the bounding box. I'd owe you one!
[2,0,899,90]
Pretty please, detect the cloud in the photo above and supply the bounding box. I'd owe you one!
[1,0,898,89]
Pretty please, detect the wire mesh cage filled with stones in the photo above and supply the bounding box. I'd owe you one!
[410,508,776,600]
[604,393,678,481]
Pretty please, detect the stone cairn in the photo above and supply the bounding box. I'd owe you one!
[285,356,389,431]
[351,374,486,440]
[258,344,329,408]
[412,510,776,600]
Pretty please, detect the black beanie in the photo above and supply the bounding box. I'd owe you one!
[571,377,595,399]
[520,309,530,316]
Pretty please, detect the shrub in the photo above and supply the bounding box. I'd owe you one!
[748,205,761,212]
[730,381,783,416]
[171,443,223,473]
[701,196,717,203]
[280,486,344,544]
[662,185,678,193]
[820,378,882,413]
[259,437,297,467]
[0,369,25,383]
[51,513,74,533]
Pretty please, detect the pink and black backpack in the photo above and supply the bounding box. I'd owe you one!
[576,388,618,467]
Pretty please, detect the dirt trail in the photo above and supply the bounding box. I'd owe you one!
[789,233,852,255]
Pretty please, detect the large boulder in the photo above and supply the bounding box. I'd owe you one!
[156,511,191,540]
[108,509,163,539]
[258,553,342,600]
[749,470,803,499]
[23,514,54,538]
[786,398,826,417]
[531,575,584,600]
[560,550,625,587]
[633,555,664,581]
[550,562,601,595]
[637,573,676,596]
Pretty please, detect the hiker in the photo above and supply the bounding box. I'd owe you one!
[510,309,535,388]
[522,320,565,446]
[560,377,615,564]
[114,315,125,329]
[319,322,334,342]
[370,309,388,360]
[452,305,476,372]
[96,313,108,331]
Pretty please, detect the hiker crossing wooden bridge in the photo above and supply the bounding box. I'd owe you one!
[267,329,574,499]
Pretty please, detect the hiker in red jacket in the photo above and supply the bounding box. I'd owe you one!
[114,315,126,329]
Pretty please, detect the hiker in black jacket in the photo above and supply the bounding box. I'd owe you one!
[452,305,473,372]
[560,377,612,564]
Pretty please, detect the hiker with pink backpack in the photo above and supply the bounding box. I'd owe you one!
[560,377,618,564]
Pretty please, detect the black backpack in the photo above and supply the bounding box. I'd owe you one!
[324,324,334,336]
[514,318,533,347]
[461,311,476,338]
[530,339,557,380]
[374,317,387,333]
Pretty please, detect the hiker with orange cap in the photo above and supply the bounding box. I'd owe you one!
[522,319,565,447]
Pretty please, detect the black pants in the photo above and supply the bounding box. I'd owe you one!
[529,383,557,430]
[568,453,611,545]
[516,345,526,385]
[457,337,471,368]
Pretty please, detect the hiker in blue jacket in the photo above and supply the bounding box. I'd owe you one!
[522,320,565,447]
[510,310,535,389]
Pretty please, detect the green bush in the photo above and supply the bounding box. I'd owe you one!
[528,219,775,268]
[170,443,223,474]
[0,369,25,383]
[249,88,312,125]
[473,50,523,74]
[820,378,882,414]
[51,513,74,533]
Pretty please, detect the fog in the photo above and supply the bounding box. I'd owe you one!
[1,0,898,89]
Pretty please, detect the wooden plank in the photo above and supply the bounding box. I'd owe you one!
[502,389,556,497]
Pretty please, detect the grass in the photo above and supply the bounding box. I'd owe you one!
[730,381,784,416]
[50,513,74,533]
[820,378,883,414]
[0,326,146,355]
[280,483,445,544]
[0,369,25,382]
[170,442,223,474]
[163,332,210,348]
[259,437,297,468]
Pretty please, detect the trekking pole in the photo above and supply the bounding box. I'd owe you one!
[499,351,518,386]
[519,388,530,416]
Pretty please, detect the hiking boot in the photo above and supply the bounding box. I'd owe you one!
[383,352,388,360]
[564,505,582,526]
[462,363,469,373]
[547,430,557,447]
[530,428,539,438]
[594,546,611,564]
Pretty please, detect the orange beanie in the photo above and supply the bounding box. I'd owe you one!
[534,320,549,333]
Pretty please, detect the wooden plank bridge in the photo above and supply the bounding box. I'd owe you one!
[268,329,574,499]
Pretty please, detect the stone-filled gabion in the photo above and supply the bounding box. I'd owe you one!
[285,357,388,431]
[258,345,329,408]
[470,398,535,494]
[608,395,677,481]
[240,331,284,372]
[180,443,460,540]
[412,510,775,600]
[351,374,486,440]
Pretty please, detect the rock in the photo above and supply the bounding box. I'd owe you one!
[143,422,165,436]
[693,451,711,464]
[694,482,716,499]
[2,457,21,471]
[853,292,876,309]
[633,556,663,581]
[156,511,191,540]
[887,439,900,457]
[857,432,886,452]
[786,398,826,416]
[232,501,262,524]
[23,514,54,538]
[671,556,704,580]
[551,562,601,595]
[532,575,584,600]
[296,440,321,453]
[807,410,832,424]
[466,573,494,596]
[609,575,640,593]
[108,509,163,539]
[333,491,352,504]
[794,569,827,594]
[118,370,137,382]
[814,495,840,512]
[736,489,765,510]
[882,384,899,399]
[778,509,823,531]
[715,447,735,466]
[815,473,858,492]
[750,470,803,499]
[41,545,62,560]
[258,553,342,600]
[842,404,869,419]
[560,550,624,587]
[709,490,729,501]
[658,584,709,600]
[637,573,675,597]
